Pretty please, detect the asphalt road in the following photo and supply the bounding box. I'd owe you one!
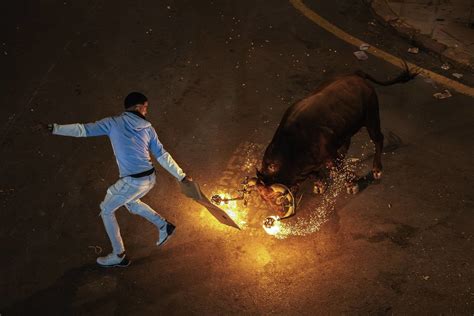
[1,0,473,314]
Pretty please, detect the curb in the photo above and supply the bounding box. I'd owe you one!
[368,0,474,72]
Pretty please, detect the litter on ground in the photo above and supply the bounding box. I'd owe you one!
[433,90,452,99]
[353,51,368,60]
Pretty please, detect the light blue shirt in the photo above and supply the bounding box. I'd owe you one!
[53,112,186,180]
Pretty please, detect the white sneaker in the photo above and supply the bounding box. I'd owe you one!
[96,253,130,267]
[157,221,176,246]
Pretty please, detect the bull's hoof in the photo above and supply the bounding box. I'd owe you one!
[346,184,359,195]
[373,170,383,180]
[313,182,326,194]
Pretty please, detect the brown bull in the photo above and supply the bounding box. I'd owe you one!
[255,64,417,217]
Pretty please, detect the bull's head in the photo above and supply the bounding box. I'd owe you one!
[250,166,295,220]
[257,133,309,186]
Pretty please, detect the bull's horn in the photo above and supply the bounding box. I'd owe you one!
[246,177,259,187]
[269,183,296,219]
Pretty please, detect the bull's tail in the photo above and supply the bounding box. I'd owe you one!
[355,60,418,86]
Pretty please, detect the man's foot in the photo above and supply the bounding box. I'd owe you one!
[157,221,176,247]
[97,252,130,267]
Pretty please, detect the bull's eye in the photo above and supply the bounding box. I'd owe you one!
[268,163,278,173]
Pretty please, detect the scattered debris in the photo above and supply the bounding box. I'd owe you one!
[433,89,452,99]
[407,47,419,54]
[88,245,103,254]
[359,43,370,51]
[353,51,368,60]
[441,63,450,70]
[452,73,463,79]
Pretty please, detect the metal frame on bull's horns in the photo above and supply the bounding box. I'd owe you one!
[267,183,296,220]
[210,177,296,220]
[245,178,296,229]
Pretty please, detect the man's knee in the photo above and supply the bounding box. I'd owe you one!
[100,200,117,216]
[125,200,141,214]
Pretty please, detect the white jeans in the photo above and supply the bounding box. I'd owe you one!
[99,173,165,254]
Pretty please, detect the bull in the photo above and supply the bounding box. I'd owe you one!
[249,64,417,224]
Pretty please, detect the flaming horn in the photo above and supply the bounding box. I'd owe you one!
[210,177,296,233]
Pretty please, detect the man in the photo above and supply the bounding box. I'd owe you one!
[44,92,191,267]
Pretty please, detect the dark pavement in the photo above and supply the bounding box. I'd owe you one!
[0,0,473,314]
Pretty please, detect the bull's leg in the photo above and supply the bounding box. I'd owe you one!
[326,142,359,195]
[366,94,384,179]
[313,179,327,194]
[338,139,351,157]
[312,170,327,194]
[338,140,359,194]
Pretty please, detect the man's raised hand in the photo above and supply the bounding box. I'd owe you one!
[32,123,54,135]
[181,175,193,183]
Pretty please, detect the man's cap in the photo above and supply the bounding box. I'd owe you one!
[124,92,148,109]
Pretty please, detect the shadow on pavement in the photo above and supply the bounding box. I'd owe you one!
[3,263,103,314]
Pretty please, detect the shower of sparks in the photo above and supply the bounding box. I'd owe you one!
[269,159,359,239]
[211,192,249,228]
[211,140,377,237]
[241,142,264,173]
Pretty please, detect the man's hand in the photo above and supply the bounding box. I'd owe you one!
[179,175,202,200]
[32,123,54,135]
[181,175,193,183]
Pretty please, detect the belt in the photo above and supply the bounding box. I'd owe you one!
[129,167,155,178]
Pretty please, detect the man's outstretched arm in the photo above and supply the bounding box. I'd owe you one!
[47,118,113,137]
[51,123,87,137]
[157,151,187,181]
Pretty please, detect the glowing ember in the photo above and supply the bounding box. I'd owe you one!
[262,216,281,235]
[211,192,248,227]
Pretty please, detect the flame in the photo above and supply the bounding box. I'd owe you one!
[211,192,248,228]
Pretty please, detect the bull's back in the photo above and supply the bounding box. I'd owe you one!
[283,75,373,138]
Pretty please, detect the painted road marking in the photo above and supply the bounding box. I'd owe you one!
[289,0,474,98]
